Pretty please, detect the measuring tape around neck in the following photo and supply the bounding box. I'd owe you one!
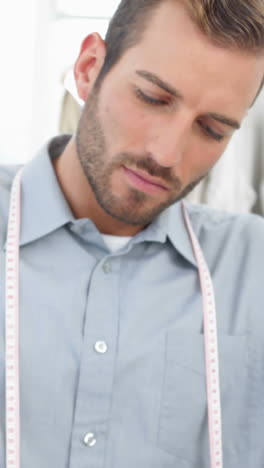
[5,171,223,468]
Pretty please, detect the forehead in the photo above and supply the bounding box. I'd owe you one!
[112,1,264,116]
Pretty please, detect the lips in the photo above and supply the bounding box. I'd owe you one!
[123,166,169,190]
[122,166,170,196]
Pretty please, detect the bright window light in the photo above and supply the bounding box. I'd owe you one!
[56,0,121,18]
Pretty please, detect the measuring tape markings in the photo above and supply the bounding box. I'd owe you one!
[5,170,22,468]
[182,203,223,468]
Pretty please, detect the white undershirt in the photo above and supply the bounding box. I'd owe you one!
[101,234,132,253]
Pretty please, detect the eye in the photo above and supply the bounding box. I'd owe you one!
[135,88,169,106]
[198,119,225,142]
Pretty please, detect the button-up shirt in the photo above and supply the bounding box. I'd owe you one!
[1,136,264,468]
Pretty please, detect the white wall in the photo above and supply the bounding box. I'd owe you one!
[0,0,39,163]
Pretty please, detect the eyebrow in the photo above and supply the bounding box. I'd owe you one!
[136,69,183,99]
[206,113,241,130]
[135,69,241,130]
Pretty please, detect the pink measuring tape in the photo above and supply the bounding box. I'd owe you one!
[183,203,223,468]
[5,170,223,468]
[5,169,22,468]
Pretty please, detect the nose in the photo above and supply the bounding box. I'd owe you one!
[147,113,192,168]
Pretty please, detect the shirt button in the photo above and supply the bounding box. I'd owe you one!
[83,432,97,447]
[102,262,112,274]
[94,341,108,354]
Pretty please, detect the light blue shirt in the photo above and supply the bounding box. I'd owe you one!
[1,135,264,468]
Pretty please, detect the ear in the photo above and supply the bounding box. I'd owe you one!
[74,33,106,102]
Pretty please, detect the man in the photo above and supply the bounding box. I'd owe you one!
[1,0,264,467]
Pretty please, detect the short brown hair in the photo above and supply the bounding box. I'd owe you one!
[184,0,264,53]
[96,0,264,89]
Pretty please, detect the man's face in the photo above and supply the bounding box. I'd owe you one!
[76,1,264,227]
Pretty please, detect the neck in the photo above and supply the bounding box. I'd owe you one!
[52,137,144,236]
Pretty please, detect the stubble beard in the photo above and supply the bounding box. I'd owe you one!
[76,89,204,227]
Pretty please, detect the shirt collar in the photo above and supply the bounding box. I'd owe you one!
[166,202,197,268]
[131,201,197,268]
[18,137,74,248]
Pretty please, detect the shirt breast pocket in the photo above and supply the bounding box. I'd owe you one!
[157,330,254,464]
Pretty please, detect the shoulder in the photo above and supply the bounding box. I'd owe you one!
[187,202,264,239]
[0,163,22,202]
[185,202,264,265]
[0,164,22,246]
[0,163,21,187]
[185,204,264,331]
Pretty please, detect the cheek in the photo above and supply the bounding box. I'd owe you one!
[99,95,150,153]
[182,141,229,184]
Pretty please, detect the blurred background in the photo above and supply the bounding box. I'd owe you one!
[0,0,120,164]
[0,0,264,214]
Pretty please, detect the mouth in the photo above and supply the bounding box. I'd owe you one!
[122,166,169,195]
